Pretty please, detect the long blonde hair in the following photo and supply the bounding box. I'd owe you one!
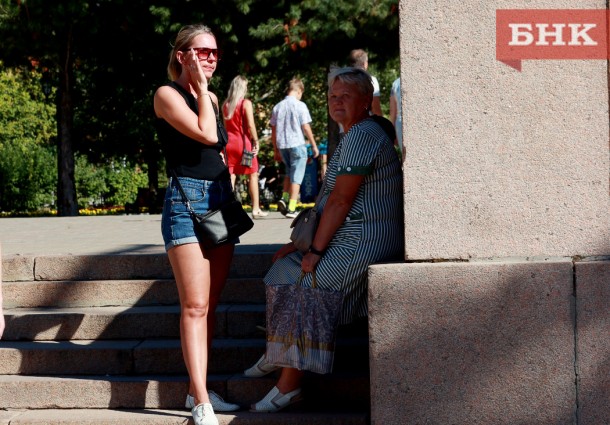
[167,24,215,80]
[223,75,248,120]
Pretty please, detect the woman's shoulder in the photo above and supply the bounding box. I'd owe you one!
[240,97,252,109]
[155,83,177,97]
[357,116,395,141]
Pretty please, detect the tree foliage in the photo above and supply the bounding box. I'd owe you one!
[0,0,399,214]
[0,65,57,211]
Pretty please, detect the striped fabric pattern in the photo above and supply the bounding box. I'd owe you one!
[264,117,404,326]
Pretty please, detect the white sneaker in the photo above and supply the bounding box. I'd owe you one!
[285,210,298,219]
[243,354,281,378]
[250,386,303,413]
[192,403,218,425]
[186,391,240,412]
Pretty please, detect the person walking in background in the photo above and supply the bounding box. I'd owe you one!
[389,77,404,155]
[222,75,268,219]
[154,24,240,425]
[245,67,404,412]
[349,49,383,116]
[270,77,319,218]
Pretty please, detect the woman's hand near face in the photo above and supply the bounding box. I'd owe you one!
[185,49,209,96]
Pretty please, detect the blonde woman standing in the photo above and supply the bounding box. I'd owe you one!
[222,75,268,219]
[154,24,240,425]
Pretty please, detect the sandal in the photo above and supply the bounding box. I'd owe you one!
[250,386,302,413]
[243,355,280,378]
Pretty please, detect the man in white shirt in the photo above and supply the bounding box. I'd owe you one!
[270,77,319,218]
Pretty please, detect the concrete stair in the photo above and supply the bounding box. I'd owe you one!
[1,251,370,424]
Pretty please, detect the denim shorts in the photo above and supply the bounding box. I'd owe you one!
[161,177,236,251]
[279,144,308,185]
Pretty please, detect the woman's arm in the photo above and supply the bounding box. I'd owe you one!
[301,173,364,273]
[153,86,219,145]
[244,99,260,154]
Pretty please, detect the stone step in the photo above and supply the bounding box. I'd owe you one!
[0,251,371,423]
[2,304,266,340]
[0,338,261,375]
[0,337,369,375]
[2,278,266,309]
[3,252,275,282]
[0,374,370,411]
[0,409,368,425]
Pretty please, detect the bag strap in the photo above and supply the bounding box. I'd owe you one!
[311,178,327,213]
[298,270,317,288]
[169,169,198,218]
[212,102,228,155]
[169,168,240,219]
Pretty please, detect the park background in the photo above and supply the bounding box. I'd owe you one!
[0,0,400,216]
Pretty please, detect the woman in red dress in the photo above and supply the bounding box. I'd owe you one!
[222,75,268,219]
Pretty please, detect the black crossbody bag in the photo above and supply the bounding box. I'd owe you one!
[170,99,253,248]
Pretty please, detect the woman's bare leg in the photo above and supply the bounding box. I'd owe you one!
[178,244,235,404]
[249,173,261,212]
[169,243,211,406]
[276,367,305,393]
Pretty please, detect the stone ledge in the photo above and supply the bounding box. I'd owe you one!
[575,260,610,425]
[368,260,576,424]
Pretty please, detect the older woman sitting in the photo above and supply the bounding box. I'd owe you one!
[247,66,404,413]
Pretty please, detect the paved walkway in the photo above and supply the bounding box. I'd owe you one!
[0,212,292,256]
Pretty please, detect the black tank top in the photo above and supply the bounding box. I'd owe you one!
[156,81,229,181]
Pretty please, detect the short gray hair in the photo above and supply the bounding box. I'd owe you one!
[327,66,374,107]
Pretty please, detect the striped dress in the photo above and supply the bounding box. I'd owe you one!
[264,117,404,325]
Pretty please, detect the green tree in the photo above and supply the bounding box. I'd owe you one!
[104,159,149,207]
[0,65,57,212]
[74,154,108,209]
[0,0,399,214]
[74,155,148,209]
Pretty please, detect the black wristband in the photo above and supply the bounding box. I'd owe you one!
[308,245,326,256]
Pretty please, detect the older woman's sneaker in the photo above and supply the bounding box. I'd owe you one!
[250,386,303,413]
